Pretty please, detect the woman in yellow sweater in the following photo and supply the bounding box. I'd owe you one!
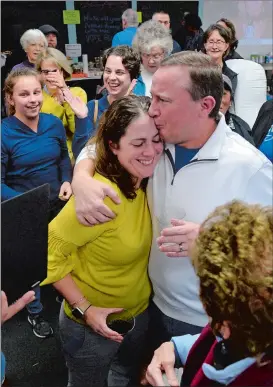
[36,47,87,160]
[43,95,163,387]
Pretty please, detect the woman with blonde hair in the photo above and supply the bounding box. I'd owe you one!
[132,20,173,96]
[12,29,47,71]
[146,200,273,386]
[36,47,87,159]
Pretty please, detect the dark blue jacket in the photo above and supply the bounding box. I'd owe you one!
[172,39,181,54]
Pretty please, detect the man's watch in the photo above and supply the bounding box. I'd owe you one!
[71,301,91,320]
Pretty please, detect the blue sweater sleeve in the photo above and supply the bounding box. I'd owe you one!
[57,120,72,183]
[1,136,21,201]
[171,334,200,366]
[72,100,95,160]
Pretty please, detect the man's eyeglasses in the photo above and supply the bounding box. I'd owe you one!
[206,40,226,47]
[40,69,58,75]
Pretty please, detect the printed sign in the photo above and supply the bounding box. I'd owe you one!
[65,44,82,58]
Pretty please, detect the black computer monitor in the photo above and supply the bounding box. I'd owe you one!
[1,184,50,303]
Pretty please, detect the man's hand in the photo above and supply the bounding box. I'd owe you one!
[157,220,200,257]
[72,168,121,226]
[146,342,179,386]
[1,290,35,323]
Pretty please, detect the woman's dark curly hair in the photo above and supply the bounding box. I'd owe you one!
[102,45,141,81]
[217,18,239,52]
[192,200,273,359]
[88,95,152,199]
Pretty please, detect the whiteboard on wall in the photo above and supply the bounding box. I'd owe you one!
[202,0,273,59]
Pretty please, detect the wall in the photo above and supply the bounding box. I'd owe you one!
[202,0,273,59]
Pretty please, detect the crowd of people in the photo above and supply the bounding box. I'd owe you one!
[1,7,273,387]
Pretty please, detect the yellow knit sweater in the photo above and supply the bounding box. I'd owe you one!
[42,173,152,323]
[40,87,87,160]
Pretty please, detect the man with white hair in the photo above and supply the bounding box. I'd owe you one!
[112,8,139,47]
[152,11,181,54]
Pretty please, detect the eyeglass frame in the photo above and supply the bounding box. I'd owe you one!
[141,52,165,62]
[40,69,58,75]
[205,39,227,47]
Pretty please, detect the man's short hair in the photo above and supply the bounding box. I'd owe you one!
[121,9,139,27]
[161,51,223,120]
[152,10,170,18]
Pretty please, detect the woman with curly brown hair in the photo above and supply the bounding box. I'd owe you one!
[146,200,273,386]
[62,45,141,159]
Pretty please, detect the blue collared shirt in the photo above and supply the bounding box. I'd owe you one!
[112,27,137,47]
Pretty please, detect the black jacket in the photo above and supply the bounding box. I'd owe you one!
[222,62,238,94]
[226,112,255,146]
[252,100,273,147]
[173,27,203,51]
[226,50,243,60]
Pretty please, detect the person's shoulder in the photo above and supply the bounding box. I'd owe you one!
[114,29,123,37]
[1,116,14,136]
[86,99,97,115]
[260,99,273,114]
[223,62,238,77]
[70,86,87,101]
[172,39,181,53]
[230,113,251,131]
[93,173,124,215]
[225,130,270,169]
[39,112,63,129]
[93,173,121,195]
[133,76,145,96]
[112,30,123,42]
[11,62,22,71]
[1,116,13,127]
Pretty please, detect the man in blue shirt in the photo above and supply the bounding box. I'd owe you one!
[112,9,139,47]
[152,11,181,54]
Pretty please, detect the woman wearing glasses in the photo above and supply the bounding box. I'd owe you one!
[36,48,87,160]
[132,20,173,96]
[203,24,238,93]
